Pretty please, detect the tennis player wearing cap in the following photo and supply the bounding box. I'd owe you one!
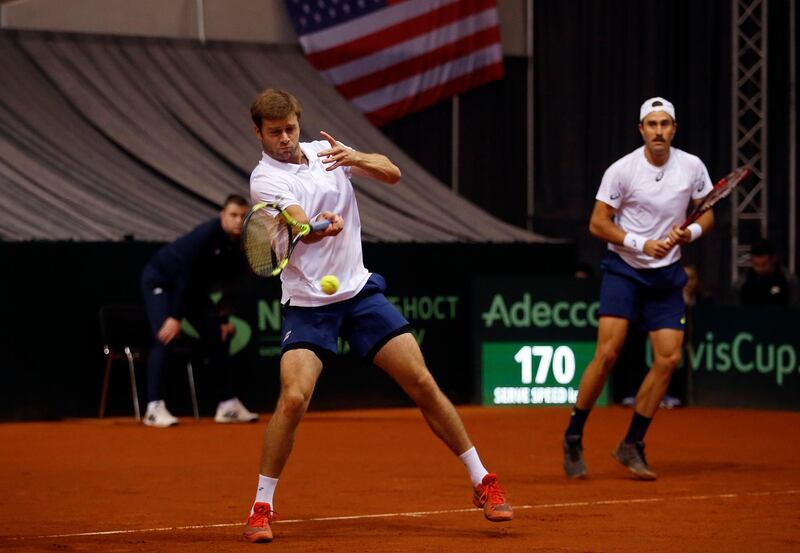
[242,89,512,543]
[561,97,714,480]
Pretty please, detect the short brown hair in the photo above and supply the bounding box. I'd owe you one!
[223,194,248,208]
[250,89,302,129]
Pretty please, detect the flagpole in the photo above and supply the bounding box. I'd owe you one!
[526,0,534,231]
[789,0,796,273]
[452,95,460,194]
[196,0,206,43]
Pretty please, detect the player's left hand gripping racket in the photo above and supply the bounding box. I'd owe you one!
[241,201,331,277]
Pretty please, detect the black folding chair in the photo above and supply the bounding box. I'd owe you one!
[98,304,199,420]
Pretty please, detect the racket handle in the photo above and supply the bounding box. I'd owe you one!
[680,212,702,230]
[310,220,332,232]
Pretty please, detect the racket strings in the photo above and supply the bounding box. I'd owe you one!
[243,211,291,277]
[705,167,750,205]
[682,165,751,228]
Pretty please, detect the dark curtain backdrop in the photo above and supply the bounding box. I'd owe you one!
[382,0,797,298]
[533,0,732,293]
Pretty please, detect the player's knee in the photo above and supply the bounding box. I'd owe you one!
[279,387,312,418]
[594,347,619,374]
[655,350,681,371]
[406,370,439,401]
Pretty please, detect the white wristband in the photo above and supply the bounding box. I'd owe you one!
[623,233,647,252]
[687,223,703,242]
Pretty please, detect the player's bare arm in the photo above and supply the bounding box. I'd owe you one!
[589,200,670,259]
[318,131,401,184]
[283,204,343,244]
[666,199,715,246]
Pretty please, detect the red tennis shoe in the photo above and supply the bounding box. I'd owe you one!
[243,502,275,543]
[472,473,513,522]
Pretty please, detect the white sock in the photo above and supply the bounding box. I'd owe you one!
[252,474,279,514]
[146,400,161,412]
[458,446,489,487]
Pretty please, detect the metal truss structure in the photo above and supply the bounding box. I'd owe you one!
[731,0,769,281]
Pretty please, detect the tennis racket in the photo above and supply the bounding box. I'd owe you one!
[680,165,752,229]
[241,201,331,277]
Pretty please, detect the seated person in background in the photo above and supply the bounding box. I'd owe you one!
[732,238,800,308]
[683,264,713,308]
[140,194,259,427]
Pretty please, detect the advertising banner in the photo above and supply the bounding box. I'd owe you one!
[472,277,607,407]
[679,306,800,410]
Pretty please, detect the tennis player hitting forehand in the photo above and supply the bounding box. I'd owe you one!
[562,97,714,480]
[242,89,512,543]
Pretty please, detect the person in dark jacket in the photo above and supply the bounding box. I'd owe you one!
[732,238,800,308]
[140,194,258,427]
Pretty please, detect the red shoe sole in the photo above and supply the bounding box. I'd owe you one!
[485,510,514,522]
[243,529,273,543]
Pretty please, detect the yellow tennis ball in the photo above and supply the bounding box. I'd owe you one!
[320,274,339,295]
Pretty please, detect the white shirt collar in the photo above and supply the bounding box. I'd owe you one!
[640,145,675,172]
[259,143,316,174]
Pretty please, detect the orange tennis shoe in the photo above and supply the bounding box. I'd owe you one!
[243,502,275,543]
[472,473,513,522]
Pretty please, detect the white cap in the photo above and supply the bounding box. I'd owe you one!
[639,97,675,122]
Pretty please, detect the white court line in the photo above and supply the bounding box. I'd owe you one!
[5,489,798,541]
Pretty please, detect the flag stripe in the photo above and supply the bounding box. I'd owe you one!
[304,0,497,71]
[365,61,504,126]
[297,0,460,54]
[336,26,501,100]
[286,0,504,125]
[321,7,499,86]
[351,43,502,113]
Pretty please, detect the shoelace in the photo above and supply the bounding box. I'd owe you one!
[250,505,277,525]
[479,479,507,506]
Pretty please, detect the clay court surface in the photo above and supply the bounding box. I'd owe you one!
[1,406,799,552]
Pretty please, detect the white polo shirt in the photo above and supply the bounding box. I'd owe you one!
[596,146,713,269]
[250,140,371,306]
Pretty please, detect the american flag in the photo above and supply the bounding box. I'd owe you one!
[284,0,504,126]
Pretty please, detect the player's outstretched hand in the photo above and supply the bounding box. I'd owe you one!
[643,239,672,259]
[318,131,360,171]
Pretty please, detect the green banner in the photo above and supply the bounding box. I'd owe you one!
[680,305,800,409]
[472,277,606,407]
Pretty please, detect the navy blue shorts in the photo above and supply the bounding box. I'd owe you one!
[280,273,411,361]
[598,252,688,331]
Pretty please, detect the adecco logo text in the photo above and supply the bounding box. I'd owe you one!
[482,293,599,329]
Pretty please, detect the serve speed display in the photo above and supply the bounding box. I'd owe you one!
[472,277,609,407]
[481,341,606,406]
